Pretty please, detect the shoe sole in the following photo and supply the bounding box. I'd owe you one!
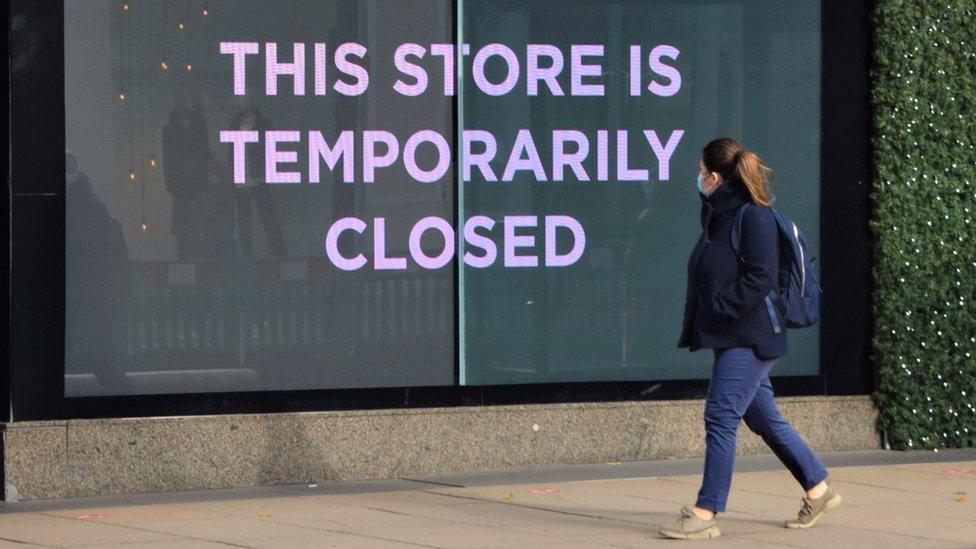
[659,525,721,539]
[785,493,842,529]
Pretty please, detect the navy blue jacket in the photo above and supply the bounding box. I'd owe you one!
[677,180,787,359]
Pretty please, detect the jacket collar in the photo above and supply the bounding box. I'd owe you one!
[705,179,749,211]
[699,179,750,231]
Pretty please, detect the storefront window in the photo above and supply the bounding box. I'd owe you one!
[65,0,456,396]
[65,0,820,396]
[459,0,821,384]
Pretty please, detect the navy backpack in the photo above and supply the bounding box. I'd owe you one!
[730,204,821,332]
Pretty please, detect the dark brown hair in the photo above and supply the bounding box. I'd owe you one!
[701,137,774,206]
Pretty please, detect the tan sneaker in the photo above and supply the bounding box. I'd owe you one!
[785,481,842,528]
[659,506,721,539]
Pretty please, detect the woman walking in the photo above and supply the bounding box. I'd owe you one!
[659,138,841,540]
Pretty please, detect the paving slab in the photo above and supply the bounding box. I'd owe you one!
[0,449,974,548]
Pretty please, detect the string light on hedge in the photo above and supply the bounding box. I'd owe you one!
[871,0,976,451]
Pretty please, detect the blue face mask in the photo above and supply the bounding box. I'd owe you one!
[697,173,708,197]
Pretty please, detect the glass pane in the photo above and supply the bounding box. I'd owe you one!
[64,0,456,396]
[459,0,821,384]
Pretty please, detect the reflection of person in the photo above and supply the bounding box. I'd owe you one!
[198,158,239,257]
[228,99,288,258]
[660,138,839,539]
[65,152,135,393]
[163,91,212,258]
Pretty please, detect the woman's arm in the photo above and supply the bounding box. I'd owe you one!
[706,205,778,323]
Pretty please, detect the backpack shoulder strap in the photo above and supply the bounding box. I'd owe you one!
[729,202,751,256]
[768,207,804,265]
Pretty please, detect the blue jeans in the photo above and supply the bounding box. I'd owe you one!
[696,347,829,513]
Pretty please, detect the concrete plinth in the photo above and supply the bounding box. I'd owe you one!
[1,395,879,501]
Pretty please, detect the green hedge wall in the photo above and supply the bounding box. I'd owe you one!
[871,0,976,450]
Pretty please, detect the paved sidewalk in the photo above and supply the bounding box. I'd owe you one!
[1,449,974,548]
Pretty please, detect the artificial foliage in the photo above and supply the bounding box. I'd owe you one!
[871,0,976,450]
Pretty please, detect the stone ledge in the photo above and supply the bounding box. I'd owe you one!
[2,395,880,501]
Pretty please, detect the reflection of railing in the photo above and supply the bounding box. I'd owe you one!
[116,260,452,366]
[360,272,453,341]
[122,262,624,358]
